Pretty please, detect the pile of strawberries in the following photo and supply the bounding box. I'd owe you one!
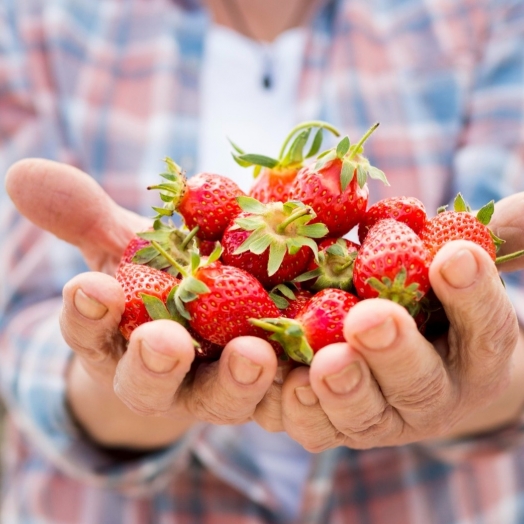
[116,122,519,365]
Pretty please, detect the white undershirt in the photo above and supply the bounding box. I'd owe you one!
[198,24,312,520]
[197,24,308,192]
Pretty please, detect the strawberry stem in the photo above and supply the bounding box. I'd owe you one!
[275,207,310,234]
[181,226,199,250]
[249,318,281,332]
[495,249,524,265]
[151,240,189,277]
[278,121,340,160]
[347,122,380,160]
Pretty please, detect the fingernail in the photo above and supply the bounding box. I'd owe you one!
[295,385,319,406]
[274,361,292,385]
[324,362,362,395]
[440,248,479,288]
[355,317,397,350]
[74,289,108,320]
[140,341,179,374]
[229,352,262,385]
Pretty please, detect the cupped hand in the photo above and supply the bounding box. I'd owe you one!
[6,159,280,448]
[276,193,524,451]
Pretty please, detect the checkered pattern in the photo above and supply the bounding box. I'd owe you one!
[1,0,524,522]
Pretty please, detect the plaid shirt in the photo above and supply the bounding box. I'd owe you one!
[1,0,524,522]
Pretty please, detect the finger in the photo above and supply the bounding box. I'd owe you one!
[430,240,519,390]
[5,158,148,271]
[490,192,524,272]
[183,337,278,425]
[281,364,343,452]
[307,342,402,448]
[114,320,196,417]
[342,299,453,439]
[60,271,126,387]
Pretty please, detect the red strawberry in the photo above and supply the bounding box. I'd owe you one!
[149,158,244,241]
[358,196,426,244]
[419,194,499,262]
[151,244,282,351]
[267,284,313,319]
[221,198,328,288]
[120,236,151,265]
[296,237,360,292]
[282,289,313,319]
[353,219,431,314]
[288,124,389,237]
[116,263,180,340]
[231,121,340,203]
[252,288,360,365]
[189,327,224,361]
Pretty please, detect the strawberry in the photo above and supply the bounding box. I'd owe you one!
[295,237,359,292]
[189,327,224,361]
[419,193,500,262]
[358,196,426,244]
[116,263,180,341]
[151,243,282,351]
[221,197,328,288]
[267,284,313,319]
[288,123,389,237]
[120,236,151,265]
[148,158,244,241]
[281,289,313,319]
[353,219,431,314]
[252,288,360,365]
[231,121,340,203]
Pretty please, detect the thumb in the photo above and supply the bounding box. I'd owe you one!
[5,158,149,271]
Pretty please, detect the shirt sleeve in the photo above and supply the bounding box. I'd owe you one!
[451,0,524,324]
[0,1,196,493]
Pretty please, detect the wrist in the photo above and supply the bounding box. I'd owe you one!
[437,329,524,440]
[66,356,196,449]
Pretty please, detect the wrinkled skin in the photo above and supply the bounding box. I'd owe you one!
[5,158,524,450]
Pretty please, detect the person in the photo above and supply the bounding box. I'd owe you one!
[1,0,524,522]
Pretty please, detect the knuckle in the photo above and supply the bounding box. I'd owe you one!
[191,393,250,425]
[344,404,396,443]
[114,376,173,417]
[387,365,447,411]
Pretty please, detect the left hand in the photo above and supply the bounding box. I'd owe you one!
[254,193,524,450]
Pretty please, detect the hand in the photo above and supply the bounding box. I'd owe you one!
[6,159,280,449]
[275,193,524,451]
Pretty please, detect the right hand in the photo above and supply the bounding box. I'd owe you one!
[6,159,282,449]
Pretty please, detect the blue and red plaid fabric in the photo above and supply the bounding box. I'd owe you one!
[1,0,524,522]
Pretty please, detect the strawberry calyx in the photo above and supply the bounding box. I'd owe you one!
[314,122,389,191]
[250,317,314,365]
[150,240,222,321]
[231,196,328,276]
[294,238,359,292]
[366,267,423,316]
[231,120,340,178]
[140,286,187,326]
[134,220,199,276]
[268,283,301,309]
[148,157,187,219]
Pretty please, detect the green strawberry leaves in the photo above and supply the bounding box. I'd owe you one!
[231,120,340,175]
[231,197,328,277]
[148,158,187,219]
[314,123,389,190]
[250,318,315,365]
